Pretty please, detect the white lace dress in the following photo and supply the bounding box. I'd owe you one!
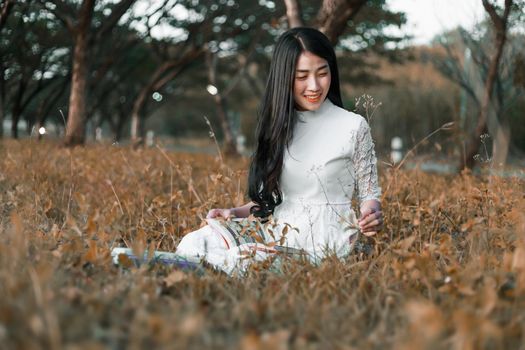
[176,99,381,274]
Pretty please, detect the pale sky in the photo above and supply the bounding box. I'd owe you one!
[386,0,499,44]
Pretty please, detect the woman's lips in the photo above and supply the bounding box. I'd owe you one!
[305,94,321,103]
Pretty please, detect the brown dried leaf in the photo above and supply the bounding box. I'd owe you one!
[83,240,98,264]
[118,254,134,268]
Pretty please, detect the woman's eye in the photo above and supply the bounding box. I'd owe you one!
[318,72,328,77]
[296,76,307,80]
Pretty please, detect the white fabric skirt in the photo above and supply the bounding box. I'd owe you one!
[175,225,274,275]
[176,222,359,275]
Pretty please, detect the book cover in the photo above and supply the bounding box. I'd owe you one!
[111,247,203,269]
[206,218,305,256]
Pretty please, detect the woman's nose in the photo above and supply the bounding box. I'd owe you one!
[306,76,320,91]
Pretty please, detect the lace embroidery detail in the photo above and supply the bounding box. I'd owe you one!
[353,118,381,204]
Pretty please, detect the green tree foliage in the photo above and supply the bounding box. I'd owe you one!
[163,0,407,149]
[1,0,409,145]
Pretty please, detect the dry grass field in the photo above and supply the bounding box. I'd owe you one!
[1,139,524,349]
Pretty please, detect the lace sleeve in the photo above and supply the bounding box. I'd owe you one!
[353,118,381,204]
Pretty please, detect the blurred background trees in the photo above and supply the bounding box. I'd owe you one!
[0,0,523,169]
[433,0,524,169]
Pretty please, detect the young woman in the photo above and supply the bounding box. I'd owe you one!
[176,27,383,274]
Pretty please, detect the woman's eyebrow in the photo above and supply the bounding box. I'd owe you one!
[296,64,329,73]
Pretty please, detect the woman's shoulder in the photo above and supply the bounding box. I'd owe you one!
[327,102,366,129]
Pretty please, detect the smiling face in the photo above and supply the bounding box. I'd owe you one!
[293,51,331,111]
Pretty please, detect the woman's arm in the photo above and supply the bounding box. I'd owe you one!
[353,118,383,235]
[230,201,256,218]
[206,201,256,219]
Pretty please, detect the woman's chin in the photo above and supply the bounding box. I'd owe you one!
[295,97,324,111]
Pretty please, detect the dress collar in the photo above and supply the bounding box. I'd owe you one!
[296,98,333,119]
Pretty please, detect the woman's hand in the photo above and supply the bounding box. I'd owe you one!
[206,208,235,219]
[358,200,383,236]
[207,202,255,219]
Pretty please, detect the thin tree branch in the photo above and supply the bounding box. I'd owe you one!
[42,0,76,32]
[222,27,264,97]
[95,0,137,40]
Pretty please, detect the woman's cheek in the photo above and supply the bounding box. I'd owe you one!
[322,76,331,89]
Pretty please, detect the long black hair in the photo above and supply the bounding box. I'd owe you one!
[248,27,343,218]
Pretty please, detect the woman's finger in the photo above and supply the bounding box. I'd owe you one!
[358,207,375,221]
[361,218,383,232]
[362,230,377,237]
[206,209,222,218]
[207,209,232,219]
[359,211,382,228]
[362,218,382,229]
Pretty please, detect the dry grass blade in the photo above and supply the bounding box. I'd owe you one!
[0,139,523,349]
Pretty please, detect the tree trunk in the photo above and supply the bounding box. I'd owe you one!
[11,106,21,138]
[64,36,89,145]
[130,49,203,145]
[213,94,238,156]
[316,0,367,45]
[284,0,304,28]
[130,62,177,145]
[463,0,512,169]
[283,0,367,44]
[130,87,148,144]
[114,109,128,142]
[11,78,26,139]
[206,50,239,156]
[0,0,14,31]
[492,119,511,168]
[64,0,94,146]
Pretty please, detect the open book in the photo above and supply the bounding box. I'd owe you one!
[206,217,305,257]
[111,219,306,270]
